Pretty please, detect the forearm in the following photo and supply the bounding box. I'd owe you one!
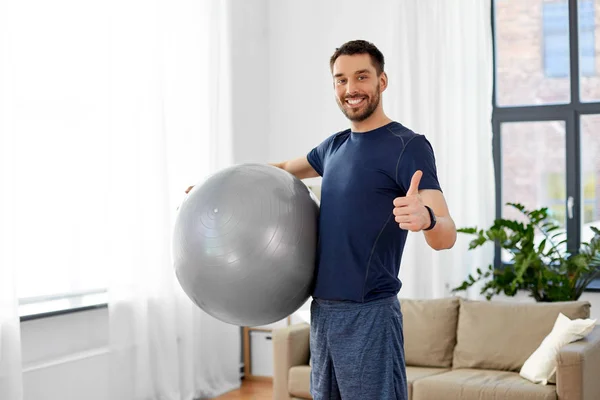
[269,157,319,180]
[423,215,456,250]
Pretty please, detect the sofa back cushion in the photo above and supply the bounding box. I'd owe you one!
[400,297,460,368]
[452,298,591,372]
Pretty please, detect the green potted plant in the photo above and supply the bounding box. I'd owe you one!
[452,202,600,302]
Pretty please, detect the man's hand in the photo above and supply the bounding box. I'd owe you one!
[392,170,431,232]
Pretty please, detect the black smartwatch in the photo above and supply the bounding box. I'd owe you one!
[423,205,436,231]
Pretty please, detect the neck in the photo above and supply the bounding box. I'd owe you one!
[350,108,392,133]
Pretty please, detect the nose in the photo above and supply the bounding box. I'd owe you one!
[346,80,358,97]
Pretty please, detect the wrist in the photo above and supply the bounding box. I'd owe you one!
[423,205,436,231]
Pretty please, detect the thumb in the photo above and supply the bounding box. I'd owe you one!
[406,170,423,196]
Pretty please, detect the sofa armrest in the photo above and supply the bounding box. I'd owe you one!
[272,323,310,400]
[556,325,600,400]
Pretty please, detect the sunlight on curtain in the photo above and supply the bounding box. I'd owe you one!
[0,76,24,400]
[6,0,112,301]
[1,0,240,397]
[105,0,240,398]
[1,0,24,397]
[393,0,496,299]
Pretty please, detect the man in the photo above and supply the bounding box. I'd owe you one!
[270,40,456,399]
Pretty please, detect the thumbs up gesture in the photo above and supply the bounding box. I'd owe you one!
[392,170,430,232]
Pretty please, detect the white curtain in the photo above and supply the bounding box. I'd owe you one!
[1,0,239,397]
[0,217,22,400]
[106,0,240,399]
[0,246,22,400]
[0,0,23,397]
[0,114,24,400]
[392,0,496,299]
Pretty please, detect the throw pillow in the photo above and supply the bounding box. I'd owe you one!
[519,312,597,385]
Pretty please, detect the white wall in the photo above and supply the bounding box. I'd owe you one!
[230,0,270,164]
[21,309,109,400]
[267,0,405,165]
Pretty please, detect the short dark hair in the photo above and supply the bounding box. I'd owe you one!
[330,40,385,76]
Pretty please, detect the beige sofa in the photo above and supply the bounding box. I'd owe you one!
[273,297,600,400]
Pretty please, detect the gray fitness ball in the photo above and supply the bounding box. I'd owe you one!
[172,163,319,326]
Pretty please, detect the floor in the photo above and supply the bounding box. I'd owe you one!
[213,379,273,400]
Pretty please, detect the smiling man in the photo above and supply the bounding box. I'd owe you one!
[270,40,457,400]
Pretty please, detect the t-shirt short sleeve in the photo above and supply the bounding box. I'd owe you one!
[307,133,337,177]
[396,135,442,194]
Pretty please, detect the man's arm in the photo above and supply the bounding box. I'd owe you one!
[419,189,456,250]
[270,156,319,180]
[392,170,457,251]
[185,156,319,194]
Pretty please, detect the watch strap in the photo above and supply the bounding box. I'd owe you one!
[423,205,436,231]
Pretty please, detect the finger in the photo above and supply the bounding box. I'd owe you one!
[393,205,419,216]
[406,170,423,196]
[399,222,419,232]
[393,197,410,207]
[393,196,419,210]
[393,196,419,207]
[395,215,412,224]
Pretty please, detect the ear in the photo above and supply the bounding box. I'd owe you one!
[379,72,388,92]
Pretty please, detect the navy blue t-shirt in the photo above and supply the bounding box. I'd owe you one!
[307,121,442,302]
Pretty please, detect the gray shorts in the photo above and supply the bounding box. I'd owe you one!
[309,295,408,400]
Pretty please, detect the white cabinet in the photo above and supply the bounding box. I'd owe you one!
[249,330,274,377]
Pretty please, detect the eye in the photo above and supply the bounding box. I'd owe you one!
[337,78,347,85]
[358,75,367,81]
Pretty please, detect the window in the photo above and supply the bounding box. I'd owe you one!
[543,1,595,78]
[7,0,213,318]
[493,0,600,290]
[546,171,568,225]
[7,1,112,311]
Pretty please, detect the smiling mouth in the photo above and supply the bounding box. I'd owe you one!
[345,97,366,108]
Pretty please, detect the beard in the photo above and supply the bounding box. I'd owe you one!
[337,84,381,122]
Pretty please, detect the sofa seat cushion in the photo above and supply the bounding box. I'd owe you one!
[289,365,312,399]
[287,365,450,400]
[406,366,450,399]
[413,369,557,400]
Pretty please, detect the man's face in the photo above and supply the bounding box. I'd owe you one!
[332,54,386,122]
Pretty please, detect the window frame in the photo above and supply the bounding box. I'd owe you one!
[19,289,108,321]
[491,0,600,291]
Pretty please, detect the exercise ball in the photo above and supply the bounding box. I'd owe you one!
[172,163,319,326]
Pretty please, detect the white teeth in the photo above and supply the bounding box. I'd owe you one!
[347,98,364,105]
